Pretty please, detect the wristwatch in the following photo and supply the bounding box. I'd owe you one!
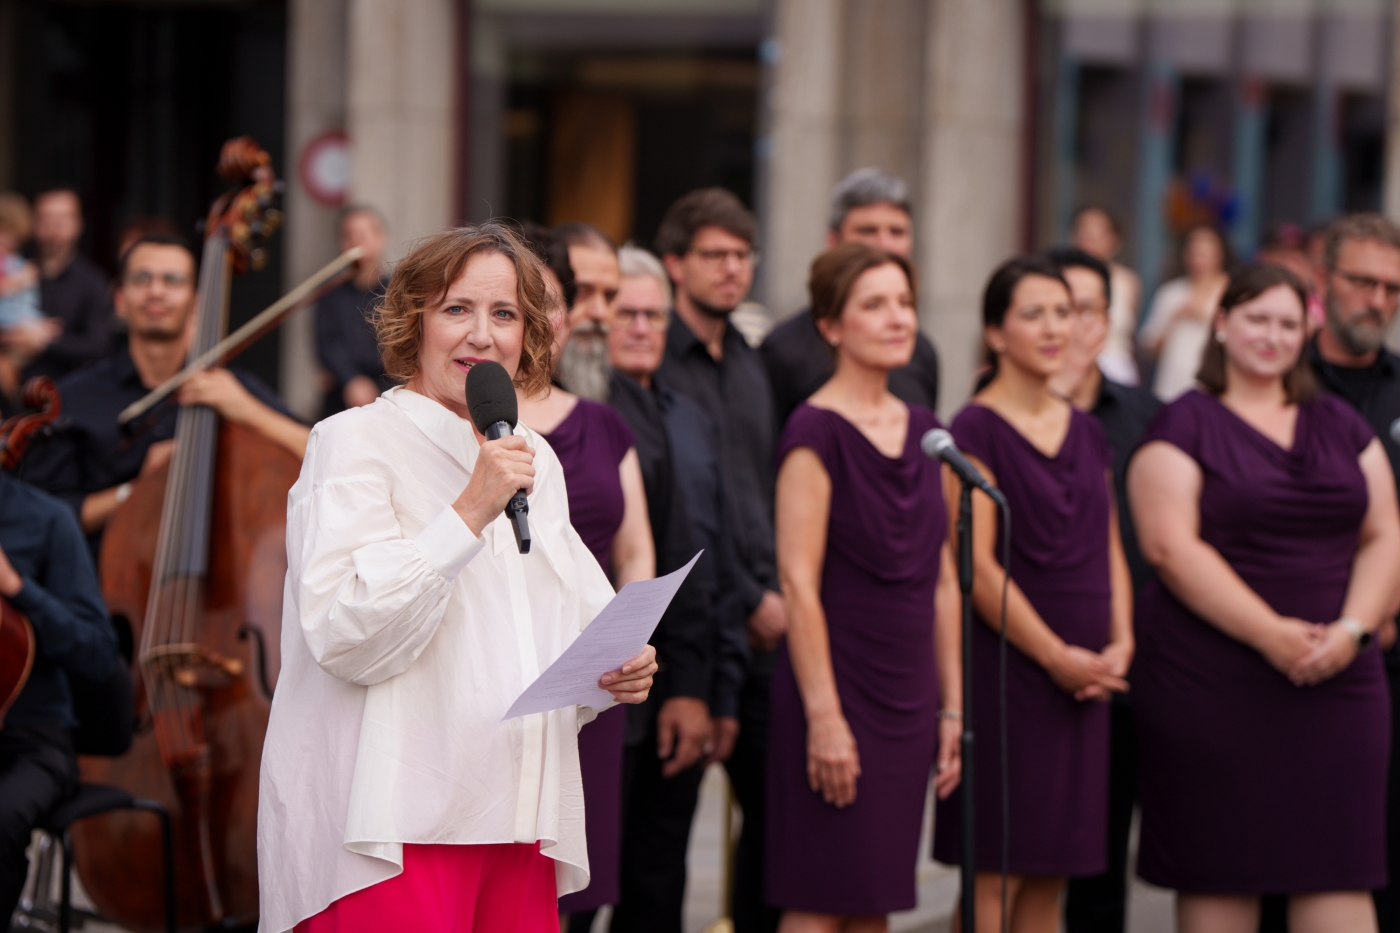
[1340,617,1372,649]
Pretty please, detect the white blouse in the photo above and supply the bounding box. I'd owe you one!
[257,386,614,933]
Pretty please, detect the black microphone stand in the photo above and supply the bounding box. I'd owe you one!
[956,480,976,933]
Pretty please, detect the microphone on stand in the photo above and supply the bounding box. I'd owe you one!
[466,360,531,554]
[921,429,1006,505]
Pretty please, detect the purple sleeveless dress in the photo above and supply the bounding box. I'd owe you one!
[931,404,1113,877]
[544,398,635,912]
[1133,390,1389,894]
[764,403,947,915]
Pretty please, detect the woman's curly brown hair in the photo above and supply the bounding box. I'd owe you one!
[374,223,554,396]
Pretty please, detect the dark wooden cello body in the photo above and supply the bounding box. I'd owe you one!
[71,138,299,933]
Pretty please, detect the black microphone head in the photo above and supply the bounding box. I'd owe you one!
[466,360,518,434]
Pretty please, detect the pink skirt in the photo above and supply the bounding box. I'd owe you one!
[294,843,559,933]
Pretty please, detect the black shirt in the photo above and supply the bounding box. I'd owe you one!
[19,345,291,557]
[761,308,941,427]
[316,277,393,416]
[1,471,116,729]
[26,254,114,381]
[659,315,778,625]
[1308,339,1400,491]
[1089,372,1160,595]
[607,371,713,718]
[610,371,749,721]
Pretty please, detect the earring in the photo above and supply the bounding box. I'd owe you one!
[1215,331,1226,344]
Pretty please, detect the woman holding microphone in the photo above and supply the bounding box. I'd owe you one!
[765,242,961,933]
[257,223,657,933]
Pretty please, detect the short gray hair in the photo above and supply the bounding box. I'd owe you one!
[828,168,912,232]
[618,245,673,310]
[1323,213,1400,271]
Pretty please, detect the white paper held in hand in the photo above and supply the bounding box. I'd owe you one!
[502,551,703,720]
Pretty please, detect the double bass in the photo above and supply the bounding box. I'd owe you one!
[72,138,300,932]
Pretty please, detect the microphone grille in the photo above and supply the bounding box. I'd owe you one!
[466,360,519,434]
[1389,418,1400,447]
[921,428,954,459]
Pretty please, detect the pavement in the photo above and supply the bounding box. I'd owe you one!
[31,764,1176,933]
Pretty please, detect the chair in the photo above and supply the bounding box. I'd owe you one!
[34,784,176,933]
[13,645,176,933]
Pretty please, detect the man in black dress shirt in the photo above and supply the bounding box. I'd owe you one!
[20,234,309,559]
[607,245,742,933]
[1048,247,1159,933]
[761,168,939,425]
[10,189,115,382]
[0,468,119,922]
[1302,214,1400,932]
[315,206,394,417]
[656,188,782,933]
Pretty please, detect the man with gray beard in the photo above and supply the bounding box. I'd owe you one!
[554,222,620,401]
[1306,212,1400,932]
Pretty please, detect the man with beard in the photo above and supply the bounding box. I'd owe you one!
[656,188,782,933]
[1306,213,1400,932]
[553,222,620,401]
[20,233,309,558]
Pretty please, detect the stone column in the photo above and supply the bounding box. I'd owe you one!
[918,0,1027,414]
[347,0,457,261]
[839,0,927,203]
[1384,0,1400,221]
[758,0,844,319]
[281,0,349,419]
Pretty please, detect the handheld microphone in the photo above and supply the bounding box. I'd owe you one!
[921,428,1006,505]
[1389,418,1400,447]
[466,361,531,554]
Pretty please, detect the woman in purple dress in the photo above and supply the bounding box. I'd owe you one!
[1128,263,1400,933]
[765,243,962,932]
[931,255,1133,933]
[518,232,656,922]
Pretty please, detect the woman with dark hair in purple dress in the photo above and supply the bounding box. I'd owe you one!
[518,230,656,925]
[1128,263,1400,933]
[931,255,1133,933]
[764,242,962,933]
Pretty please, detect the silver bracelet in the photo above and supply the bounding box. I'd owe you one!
[937,709,963,721]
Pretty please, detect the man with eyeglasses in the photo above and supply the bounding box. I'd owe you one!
[21,233,309,558]
[1306,212,1400,932]
[656,187,783,933]
[604,245,740,933]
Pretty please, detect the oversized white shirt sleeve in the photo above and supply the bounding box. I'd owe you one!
[295,475,483,685]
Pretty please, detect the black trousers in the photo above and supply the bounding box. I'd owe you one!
[609,736,707,933]
[0,723,77,925]
[1065,696,1137,933]
[725,668,780,933]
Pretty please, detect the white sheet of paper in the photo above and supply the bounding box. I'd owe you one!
[502,551,703,720]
